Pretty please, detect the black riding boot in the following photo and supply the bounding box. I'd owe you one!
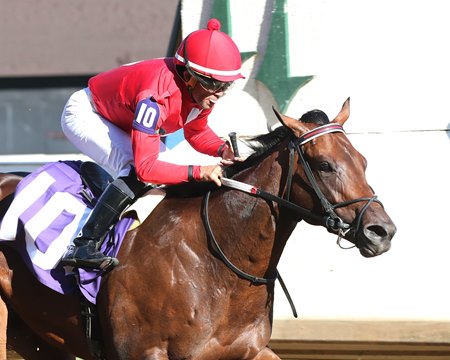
[60,174,146,271]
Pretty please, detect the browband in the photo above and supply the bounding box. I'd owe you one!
[296,123,345,146]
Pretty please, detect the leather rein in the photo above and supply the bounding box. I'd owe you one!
[201,123,382,317]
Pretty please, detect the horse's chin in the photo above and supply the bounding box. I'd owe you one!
[357,240,391,258]
[359,246,379,258]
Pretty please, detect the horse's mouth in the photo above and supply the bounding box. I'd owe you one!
[339,227,393,257]
[358,244,386,257]
[356,235,392,257]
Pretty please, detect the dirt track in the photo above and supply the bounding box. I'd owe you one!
[7,341,450,360]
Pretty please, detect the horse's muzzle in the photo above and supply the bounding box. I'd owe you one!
[357,221,397,257]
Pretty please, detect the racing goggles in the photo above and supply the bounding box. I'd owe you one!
[193,72,234,94]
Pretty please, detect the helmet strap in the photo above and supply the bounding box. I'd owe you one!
[185,73,197,89]
[184,72,198,104]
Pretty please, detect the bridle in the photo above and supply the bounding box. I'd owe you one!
[201,123,382,316]
[287,123,382,237]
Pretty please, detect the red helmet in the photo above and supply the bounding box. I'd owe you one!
[174,18,244,82]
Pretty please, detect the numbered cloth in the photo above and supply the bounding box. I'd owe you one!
[0,161,134,304]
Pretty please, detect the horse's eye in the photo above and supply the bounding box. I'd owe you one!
[319,161,332,172]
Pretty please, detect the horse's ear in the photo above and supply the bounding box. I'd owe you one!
[272,106,308,137]
[272,106,289,127]
[333,97,350,125]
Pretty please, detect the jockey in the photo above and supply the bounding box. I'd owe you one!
[59,18,244,272]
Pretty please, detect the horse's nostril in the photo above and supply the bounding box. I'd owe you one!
[365,225,388,240]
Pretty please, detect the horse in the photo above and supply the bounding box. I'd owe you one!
[0,98,396,360]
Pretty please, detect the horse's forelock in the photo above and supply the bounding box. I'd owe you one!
[299,109,330,125]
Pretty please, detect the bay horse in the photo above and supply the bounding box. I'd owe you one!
[0,98,396,360]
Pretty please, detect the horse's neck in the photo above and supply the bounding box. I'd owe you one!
[210,149,294,277]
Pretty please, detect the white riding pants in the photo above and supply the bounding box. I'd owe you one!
[61,88,133,178]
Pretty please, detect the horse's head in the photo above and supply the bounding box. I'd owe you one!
[273,98,396,257]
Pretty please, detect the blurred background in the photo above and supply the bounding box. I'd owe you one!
[0,0,180,169]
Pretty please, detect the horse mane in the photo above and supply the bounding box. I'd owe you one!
[164,109,328,198]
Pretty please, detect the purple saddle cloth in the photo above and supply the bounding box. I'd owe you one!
[0,161,134,304]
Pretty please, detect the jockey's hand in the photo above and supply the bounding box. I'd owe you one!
[200,164,223,186]
[220,144,245,166]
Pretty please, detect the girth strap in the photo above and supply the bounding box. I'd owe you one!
[80,299,105,359]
